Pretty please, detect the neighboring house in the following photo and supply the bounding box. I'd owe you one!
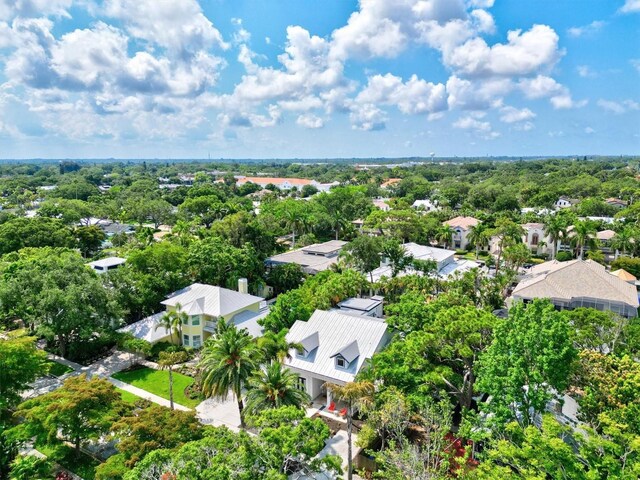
[88,256,126,274]
[444,216,480,250]
[369,242,479,282]
[555,197,578,209]
[380,178,401,189]
[605,198,627,209]
[265,240,347,275]
[372,198,391,211]
[611,268,637,284]
[412,199,440,213]
[119,281,267,347]
[509,259,639,318]
[337,296,384,318]
[285,310,390,406]
[596,229,617,259]
[236,176,337,192]
[521,223,554,256]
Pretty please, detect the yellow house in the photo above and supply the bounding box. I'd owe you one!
[161,283,266,347]
[120,282,266,347]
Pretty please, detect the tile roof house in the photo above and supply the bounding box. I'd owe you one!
[285,310,390,406]
[119,282,267,348]
[605,198,627,209]
[444,216,480,250]
[380,178,401,189]
[236,176,337,192]
[265,240,347,275]
[510,259,639,318]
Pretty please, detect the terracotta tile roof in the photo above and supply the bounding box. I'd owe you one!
[237,177,314,186]
[444,216,480,230]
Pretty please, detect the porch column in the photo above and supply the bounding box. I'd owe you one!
[326,389,332,408]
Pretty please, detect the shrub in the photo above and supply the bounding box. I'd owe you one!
[555,251,573,262]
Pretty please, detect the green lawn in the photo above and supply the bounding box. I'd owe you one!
[112,367,200,408]
[116,387,142,404]
[46,360,74,377]
[36,441,99,480]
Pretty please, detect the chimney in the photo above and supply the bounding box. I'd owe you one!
[238,278,248,294]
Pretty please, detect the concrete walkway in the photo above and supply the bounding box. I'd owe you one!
[196,395,242,431]
[317,429,359,471]
[108,377,190,411]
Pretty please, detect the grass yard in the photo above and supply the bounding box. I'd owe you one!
[112,367,200,408]
[36,441,99,480]
[45,360,74,377]
[116,387,142,404]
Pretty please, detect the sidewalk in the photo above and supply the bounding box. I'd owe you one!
[108,377,191,411]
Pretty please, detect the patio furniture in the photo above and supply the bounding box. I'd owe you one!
[327,401,336,413]
[338,407,347,417]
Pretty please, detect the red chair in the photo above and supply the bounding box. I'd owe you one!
[327,401,336,413]
[338,407,347,417]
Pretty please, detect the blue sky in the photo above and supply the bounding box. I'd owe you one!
[0,0,638,159]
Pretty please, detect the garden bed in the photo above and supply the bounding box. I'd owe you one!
[36,441,99,480]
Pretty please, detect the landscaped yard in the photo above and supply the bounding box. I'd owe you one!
[112,367,201,408]
[116,387,142,404]
[45,360,74,377]
[36,441,99,480]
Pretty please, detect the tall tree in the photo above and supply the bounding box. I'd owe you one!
[257,329,303,363]
[198,324,259,428]
[324,381,374,480]
[467,223,490,259]
[244,363,310,416]
[543,215,566,260]
[341,235,383,283]
[158,350,189,410]
[477,300,576,427]
[571,220,597,260]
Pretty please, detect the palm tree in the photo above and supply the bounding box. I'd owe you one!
[257,329,303,363]
[324,381,375,480]
[467,223,490,259]
[198,324,259,428]
[158,350,188,410]
[155,303,188,345]
[244,362,310,416]
[571,220,597,260]
[610,226,635,258]
[543,215,566,260]
[436,224,454,249]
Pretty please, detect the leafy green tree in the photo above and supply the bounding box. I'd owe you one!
[502,242,530,272]
[260,289,314,333]
[491,218,525,273]
[467,223,490,258]
[564,308,626,354]
[0,248,118,359]
[180,195,226,228]
[13,375,120,455]
[0,217,74,255]
[341,235,383,282]
[435,224,455,249]
[0,332,48,413]
[199,324,259,428]
[610,225,637,256]
[543,214,568,260]
[611,256,640,278]
[477,300,576,427]
[155,305,187,346]
[158,350,189,410]
[266,263,305,295]
[244,363,310,416]
[571,219,598,259]
[8,455,52,480]
[257,329,303,363]
[106,405,203,468]
[75,225,106,257]
[381,238,413,278]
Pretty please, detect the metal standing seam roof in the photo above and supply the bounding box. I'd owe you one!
[512,260,639,308]
[266,241,347,273]
[285,310,389,384]
[88,257,126,269]
[337,297,382,312]
[161,283,263,318]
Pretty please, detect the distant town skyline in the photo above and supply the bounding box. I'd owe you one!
[0,0,638,158]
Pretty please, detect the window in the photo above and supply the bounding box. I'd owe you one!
[531,233,539,246]
[191,316,200,326]
[183,334,189,346]
[335,356,346,369]
[298,377,307,390]
[296,349,308,359]
[193,335,201,348]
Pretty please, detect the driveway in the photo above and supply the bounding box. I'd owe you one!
[196,394,242,431]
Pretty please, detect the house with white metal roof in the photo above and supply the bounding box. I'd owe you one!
[285,310,390,406]
[510,259,639,318]
[119,281,267,348]
[88,256,126,274]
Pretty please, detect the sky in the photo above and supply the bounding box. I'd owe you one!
[0,0,638,159]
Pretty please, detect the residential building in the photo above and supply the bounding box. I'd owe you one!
[605,198,627,209]
[611,268,637,284]
[369,242,479,282]
[235,176,337,192]
[88,256,126,274]
[337,296,384,318]
[265,240,347,275]
[555,197,578,209]
[380,178,401,189]
[444,216,480,250]
[412,199,440,213]
[596,229,616,259]
[372,198,391,211]
[509,259,639,318]
[285,310,390,406]
[521,223,554,256]
[119,282,267,347]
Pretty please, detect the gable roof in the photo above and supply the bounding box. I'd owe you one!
[161,283,263,318]
[596,229,616,241]
[444,216,480,230]
[285,310,388,383]
[512,260,639,310]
